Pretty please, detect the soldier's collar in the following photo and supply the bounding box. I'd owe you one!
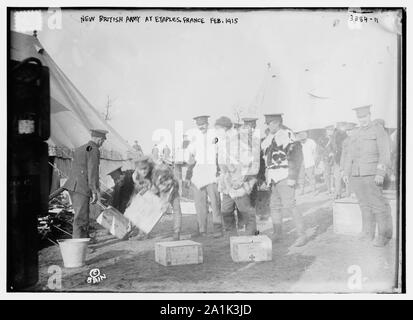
[360,122,372,130]
[88,140,99,147]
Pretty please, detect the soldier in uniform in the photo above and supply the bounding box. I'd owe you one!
[107,166,135,214]
[63,129,108,238]
[343,105,392,247]
[261,114,307,247]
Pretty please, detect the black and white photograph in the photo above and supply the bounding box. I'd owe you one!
[4,3,406,298]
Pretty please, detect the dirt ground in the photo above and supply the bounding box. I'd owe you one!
[33,190,400,293]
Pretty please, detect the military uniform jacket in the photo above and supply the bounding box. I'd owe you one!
[63,141,101,197]
[343,123,391,177]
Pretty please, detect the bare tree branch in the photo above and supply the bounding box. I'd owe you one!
[232,104,245,124]
[101,95,115,121]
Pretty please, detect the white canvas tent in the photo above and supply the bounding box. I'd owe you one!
[10,31,137,190]
[245,10,400,132]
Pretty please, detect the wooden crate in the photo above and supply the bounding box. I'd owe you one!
[124,191,166,234]
[155,240,203,266]
[96,206,131,239]
[333,198,362,235]
[230,235,272,262]
[333,196,398,236]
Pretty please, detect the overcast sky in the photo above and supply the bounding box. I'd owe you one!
[14,8,400,152]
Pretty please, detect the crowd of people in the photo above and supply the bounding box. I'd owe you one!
[63,104,398,248]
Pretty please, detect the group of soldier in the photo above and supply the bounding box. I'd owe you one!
[63,103,395,248]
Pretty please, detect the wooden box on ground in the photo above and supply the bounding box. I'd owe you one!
[96,206,131,239]
[155,240,203,266]
[333,192,398,236]
[230,235,272,263]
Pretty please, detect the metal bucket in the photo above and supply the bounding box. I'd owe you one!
[58,238,90,268]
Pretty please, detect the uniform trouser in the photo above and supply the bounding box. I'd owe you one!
[170,191,182,234]
[221,193,257,233]
[249,184,258,207]
[69,191,90,238]
[270,179,305,235]
[173,165,183,195]
[324,163,333,192]
[299,165,316,193]
[333,163,343,197]
[192,183,222,233]
[344,177,352,197]
[351,175,392,239]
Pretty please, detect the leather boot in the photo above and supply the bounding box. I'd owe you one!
[222,211,236,232]
[373,236,390,247]
[213,223,224,238]
[373,205,393,247]
[358,208,375,241]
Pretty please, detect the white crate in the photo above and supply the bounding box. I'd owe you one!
[333,198,362,235]
[124,191,165,234]
[333,196,398,236]
[96,206,131,239]
[230,235,272,263]
[155,240,203,266]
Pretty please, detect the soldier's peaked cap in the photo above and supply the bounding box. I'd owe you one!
[242,117,258,126]
[264,113,283,124]
[242,117,258,123]
[193,115,210,125]
[91,129,108,138]
[352,105,372,117]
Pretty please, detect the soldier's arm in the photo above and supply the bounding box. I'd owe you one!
[256,149,266,184]
[185,162,195,181]
[343,142,353,177]
[340,140,347,170]
[287,141,303,181]
[87,146,100,194]
[261,135,272,152]
[375,126,391,177]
